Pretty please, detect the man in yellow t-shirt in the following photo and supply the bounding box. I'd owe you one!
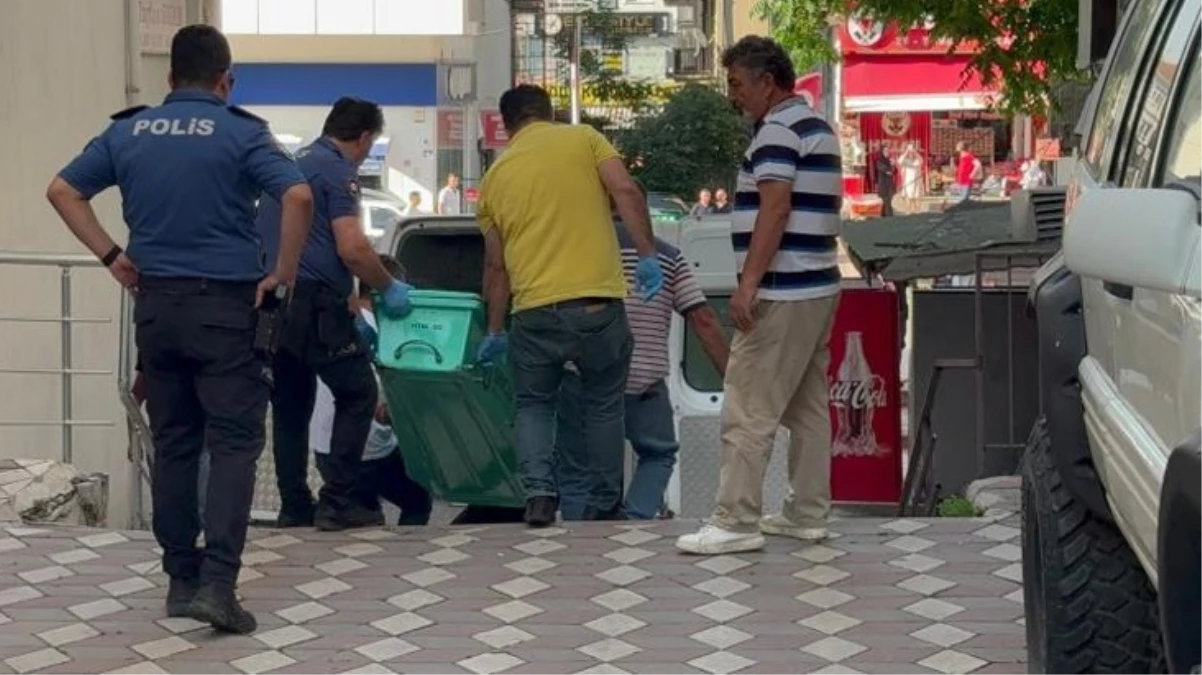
[475,84,663,528]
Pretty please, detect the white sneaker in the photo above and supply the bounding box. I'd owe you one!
[675,524,766,555]
[759,513,828,541]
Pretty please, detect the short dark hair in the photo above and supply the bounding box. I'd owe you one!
[721,36,796,91]
[322,97,385,142]
[498,85,553,132]
[362,255,406,297]
[170,25,232,88]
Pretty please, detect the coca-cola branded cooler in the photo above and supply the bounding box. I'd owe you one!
[828,283,902,504]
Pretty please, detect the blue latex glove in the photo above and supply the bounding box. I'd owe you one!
[354,314,377,351]
[378,279,414,318]
[635,255,664,301]
[477,332,508,366]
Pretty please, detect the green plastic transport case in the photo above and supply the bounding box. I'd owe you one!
[374,290,524,508]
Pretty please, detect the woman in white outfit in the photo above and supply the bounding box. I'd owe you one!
[899,143,924,212]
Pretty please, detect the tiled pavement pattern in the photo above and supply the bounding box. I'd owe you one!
[0,515,1026,674]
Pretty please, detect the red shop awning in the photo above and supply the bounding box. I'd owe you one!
[842,55,999,112]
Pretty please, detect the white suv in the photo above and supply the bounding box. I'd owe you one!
[1023,0,1200,672]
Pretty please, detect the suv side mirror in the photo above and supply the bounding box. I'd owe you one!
[1064,188,1202,299]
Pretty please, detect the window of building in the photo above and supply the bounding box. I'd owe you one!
[316,0,374,34]
[257,0,316,34]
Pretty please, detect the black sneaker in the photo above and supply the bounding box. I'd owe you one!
[165,577,199,618]
[315,504,386,532]
[592,505,627,521]
[524,496,558,528]
[275,508,315,529]
[187,584,257,635]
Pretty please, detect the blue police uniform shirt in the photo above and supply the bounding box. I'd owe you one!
[57,89,306,281]
[256,137,361,296]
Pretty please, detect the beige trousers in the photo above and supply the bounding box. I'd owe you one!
[711,295,839,532]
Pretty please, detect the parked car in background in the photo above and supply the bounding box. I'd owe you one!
[362,187,407,248]
[647,191,688,223]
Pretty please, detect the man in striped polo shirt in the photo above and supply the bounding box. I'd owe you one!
[677,36,843,555]
[556,184,730,521]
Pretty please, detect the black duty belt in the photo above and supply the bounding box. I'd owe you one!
[139,276,257,301]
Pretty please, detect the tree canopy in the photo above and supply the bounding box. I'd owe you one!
[616,84,749,198]
[753,0,1084,117]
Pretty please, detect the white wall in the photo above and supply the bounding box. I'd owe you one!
[0,0,203,528]
[245,106,439,199]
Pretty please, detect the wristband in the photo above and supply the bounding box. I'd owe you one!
[100,245,122,267]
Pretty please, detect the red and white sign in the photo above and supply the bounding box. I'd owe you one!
[828,285,902,504]
[840,18,978,55]
[437,109,464,149]
[464,187,480,203]
[793,72,824,110]
[480,110,509,149]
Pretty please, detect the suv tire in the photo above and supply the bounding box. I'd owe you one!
[1022,417,1166,673]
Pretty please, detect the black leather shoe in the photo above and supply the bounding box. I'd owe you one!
[315,504,386,532]
[165,578,199,618]
[592,505,627,521]
[187,584,257,635]
[276,508,315,529]
[524,496,558,528]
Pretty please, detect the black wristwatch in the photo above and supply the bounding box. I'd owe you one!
[100,245,122,267]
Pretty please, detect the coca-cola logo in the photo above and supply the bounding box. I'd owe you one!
[829,375,887,409]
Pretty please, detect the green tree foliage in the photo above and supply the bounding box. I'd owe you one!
[616,84,750,198]
[752,0,1085,117]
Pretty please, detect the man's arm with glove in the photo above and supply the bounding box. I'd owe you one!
[596,157,662,299]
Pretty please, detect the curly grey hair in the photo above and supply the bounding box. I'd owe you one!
[720,36,797,91]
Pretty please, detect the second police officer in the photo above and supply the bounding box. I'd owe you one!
[256,97,415,532]
[46,25,313,634]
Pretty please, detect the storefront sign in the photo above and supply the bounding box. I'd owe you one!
[793,72,824,110]
[840,16,979,55]
[558,12,670,37]
[139,0,186,55]
[437,110,465,150]
[481,111,509,149]
[828,286,903,504]
[464,187,480,203]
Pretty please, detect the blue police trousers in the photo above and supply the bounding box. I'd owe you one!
[509,298,632,507]
[135,278,269,589]
[271,282,377,515]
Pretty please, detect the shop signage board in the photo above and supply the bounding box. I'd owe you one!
[827,285,903,504]
[841,12,979,55]
[437,110,465,150]
[546,0,598,13]
[480,111,509,150]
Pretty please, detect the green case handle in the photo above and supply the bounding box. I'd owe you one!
[394,339,444,365]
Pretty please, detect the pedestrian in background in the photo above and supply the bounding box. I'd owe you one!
[557,181,730,521]
[256,97,414,532]
[474,84,663,528]
[677,36,842,555]
[713,188,732,213]
[48,24,314,633]
[437,172,462,215]
[690,188,715,217]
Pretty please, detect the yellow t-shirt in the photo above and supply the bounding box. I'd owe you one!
[477,122,627,313]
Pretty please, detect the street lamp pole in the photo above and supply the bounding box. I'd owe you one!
[570,11,582,124]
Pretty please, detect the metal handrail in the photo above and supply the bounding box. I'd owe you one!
[0,252,113,465]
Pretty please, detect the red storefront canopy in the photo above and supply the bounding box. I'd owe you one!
[842,55,998,113]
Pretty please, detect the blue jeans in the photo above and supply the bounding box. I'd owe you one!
[510,299,632,505]
[558,377,678,520]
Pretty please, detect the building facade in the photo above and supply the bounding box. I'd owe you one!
[220,0,512,207]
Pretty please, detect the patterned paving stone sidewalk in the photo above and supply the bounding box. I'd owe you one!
[0,515,1026,674]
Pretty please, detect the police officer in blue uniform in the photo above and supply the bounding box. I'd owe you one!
[256,97,414,532]
[46,25,313,635]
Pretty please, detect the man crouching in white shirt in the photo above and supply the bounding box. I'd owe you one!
[309,256,433,526]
